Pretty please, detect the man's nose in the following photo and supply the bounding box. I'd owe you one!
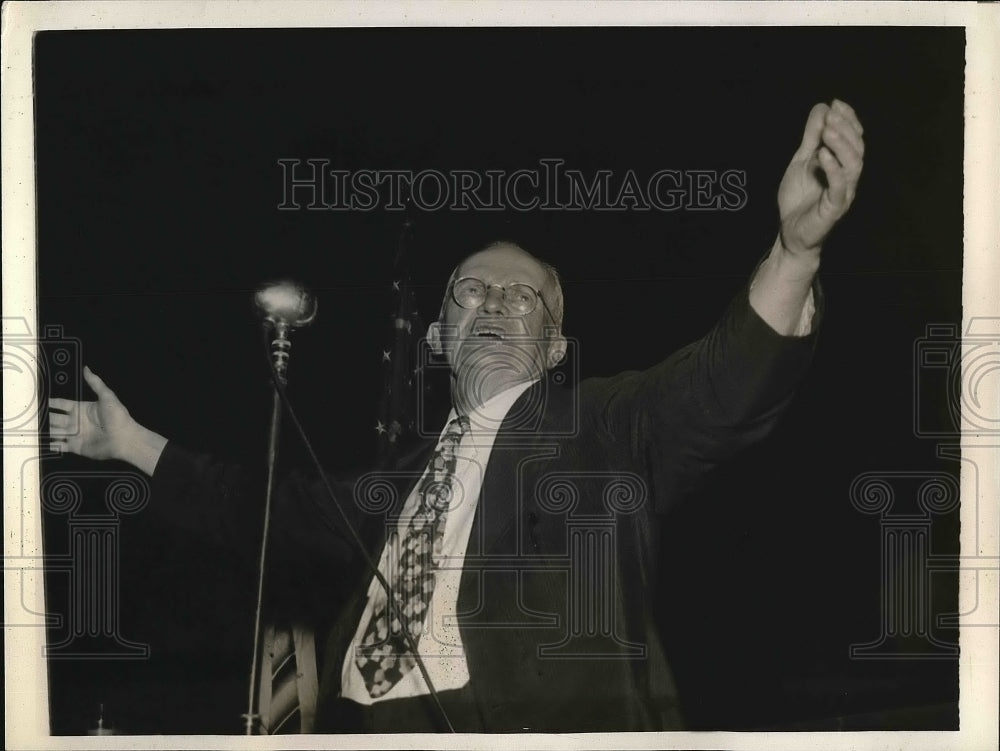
[480,285,508,315]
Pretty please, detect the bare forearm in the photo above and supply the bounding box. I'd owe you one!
[748,235,820,336]
[117,422,169,476]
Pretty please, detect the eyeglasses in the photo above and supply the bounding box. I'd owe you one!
[450,277,556,321]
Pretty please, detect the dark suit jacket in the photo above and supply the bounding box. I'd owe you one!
[151,282,819,732]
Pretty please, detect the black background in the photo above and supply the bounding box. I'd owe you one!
[36,27,963,733]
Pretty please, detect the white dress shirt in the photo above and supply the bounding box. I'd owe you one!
[340,379,536,704]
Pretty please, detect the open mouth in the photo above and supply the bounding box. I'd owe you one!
[472,326,505,341]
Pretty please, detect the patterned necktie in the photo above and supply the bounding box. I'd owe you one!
[356,415,470,698]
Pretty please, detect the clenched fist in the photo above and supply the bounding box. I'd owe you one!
[778,99,865,255]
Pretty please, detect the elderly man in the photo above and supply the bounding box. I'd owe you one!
[49,100,864,732]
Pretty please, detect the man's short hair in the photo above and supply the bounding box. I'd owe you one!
[437,240,565,331]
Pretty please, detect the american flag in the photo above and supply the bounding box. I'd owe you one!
[375,217,425,470]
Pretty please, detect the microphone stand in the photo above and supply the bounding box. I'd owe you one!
[242,284,316,735]
[240,279,456,733]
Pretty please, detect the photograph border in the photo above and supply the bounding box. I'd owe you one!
[3,2,997,750]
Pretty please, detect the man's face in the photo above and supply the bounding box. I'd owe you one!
[428,244,566,407]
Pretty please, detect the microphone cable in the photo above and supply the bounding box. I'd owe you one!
[258,329,456,733]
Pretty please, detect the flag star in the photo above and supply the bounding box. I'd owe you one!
[392,280,401,291]
[382,350,391,362]
[375,420,387,435]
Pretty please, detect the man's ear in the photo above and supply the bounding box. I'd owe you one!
[545,334,567,370]
[427,321,444,356]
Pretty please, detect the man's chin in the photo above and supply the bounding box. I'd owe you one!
[455,340,543,373]
[452,344,543,404]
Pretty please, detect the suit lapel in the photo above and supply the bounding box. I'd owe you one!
[471,380,557,558]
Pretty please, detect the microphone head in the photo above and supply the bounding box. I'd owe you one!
[255,280,317,329]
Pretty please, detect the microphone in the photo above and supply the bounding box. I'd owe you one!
[254,280,317,384]
[244,280,317,734]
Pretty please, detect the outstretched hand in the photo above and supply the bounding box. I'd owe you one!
[778,99,864,255]
[49,366,168,475]
[49,366,138,462]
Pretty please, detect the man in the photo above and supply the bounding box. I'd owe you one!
[48,100,864,731]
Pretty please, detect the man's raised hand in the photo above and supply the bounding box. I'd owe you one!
[778,99,865,255]
[48,366,167,475]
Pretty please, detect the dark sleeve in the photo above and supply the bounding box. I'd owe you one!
[149,441,262,553]
[583,278,823,513]
[149,442,362,593]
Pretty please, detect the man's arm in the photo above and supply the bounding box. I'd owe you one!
[49,366,268,551]
[749,99,864,335]
[587,100,864,511]
[48,367,358,574]
[588,281,820,513]
[48,369,361,648]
